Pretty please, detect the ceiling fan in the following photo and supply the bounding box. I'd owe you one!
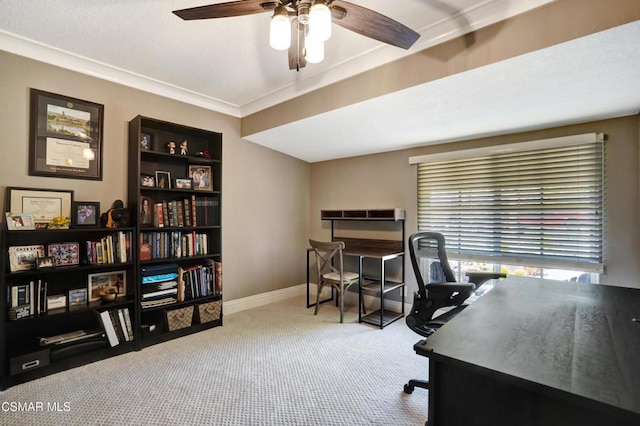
[173,0,420,71]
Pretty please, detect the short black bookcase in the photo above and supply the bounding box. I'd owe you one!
[0,227,136,388]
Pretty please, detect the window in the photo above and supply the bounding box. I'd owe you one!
[414,134,605,276]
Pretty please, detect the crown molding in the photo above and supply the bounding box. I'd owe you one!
[238,0,554,116]
[0,30,242,118]
[1,0,551,119]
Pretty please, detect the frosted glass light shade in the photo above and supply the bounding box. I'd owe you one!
[309,2,331,41]
[270,13,291,50]
[305,34,324,63]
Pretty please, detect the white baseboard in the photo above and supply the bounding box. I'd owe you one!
[224,283,413,316]
[223,284,307,315]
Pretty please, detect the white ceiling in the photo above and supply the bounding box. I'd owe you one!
[1,1,639,163]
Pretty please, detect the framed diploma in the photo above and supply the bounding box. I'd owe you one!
[5,187,73,229]
[29,89,104,180]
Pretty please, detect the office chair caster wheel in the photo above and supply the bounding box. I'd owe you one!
[403,383,414,394]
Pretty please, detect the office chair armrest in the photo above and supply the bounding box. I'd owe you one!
[465,272,507,289]
[426,282,476,294]
[427,282,476,306]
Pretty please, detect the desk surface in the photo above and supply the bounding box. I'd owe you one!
[420,276,640,420]
[307,237,404,259]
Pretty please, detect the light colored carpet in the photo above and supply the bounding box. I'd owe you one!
[0,295,428,425]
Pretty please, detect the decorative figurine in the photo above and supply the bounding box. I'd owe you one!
[167,141,176,155]
[180,140,188,156]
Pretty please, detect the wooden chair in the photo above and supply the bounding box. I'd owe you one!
[309,239,361,323]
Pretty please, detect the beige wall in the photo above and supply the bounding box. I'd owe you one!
[311,116,640,291]
[0,50,311,301]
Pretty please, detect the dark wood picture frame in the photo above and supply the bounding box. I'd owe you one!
[139,196,154,227]
[141,174,155,188]
[29,89,104,180]
[140,132,153,151]
[36,256,56,270]
[71,201,100,227]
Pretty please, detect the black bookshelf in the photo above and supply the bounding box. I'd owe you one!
[128,115,223,349]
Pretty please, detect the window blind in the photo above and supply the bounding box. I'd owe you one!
[417,140,604,272]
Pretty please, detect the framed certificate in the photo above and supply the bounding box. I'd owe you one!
[5,187,73,229]
[29,89,104,180]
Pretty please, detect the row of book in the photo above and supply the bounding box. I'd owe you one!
[85,231,133,264]
[178,261,222,301]
[140,231,208,261]
[139,261,222,309]
[7,280,47,319]
[96,307,134,346]
[152,195,220,228]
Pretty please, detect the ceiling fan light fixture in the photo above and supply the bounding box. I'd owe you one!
[309,1,331,41]
[269,6,291,51]
[304,33,324,63]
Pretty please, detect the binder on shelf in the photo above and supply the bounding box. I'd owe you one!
[122,308,134,341]
[96,310,120,347]
[117,309,130,342]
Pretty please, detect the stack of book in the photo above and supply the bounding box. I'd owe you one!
[140,263,179,309]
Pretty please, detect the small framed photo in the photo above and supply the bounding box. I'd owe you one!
[174,178,193,190]
[155,171,171,189]
[188,165,212,191]
[5,212,36,230]
[140,133,152,151]
[8,245,45,272]
[36,256,55,270]
[72,201,100,227]
[141,174,155,188]
[46,294,67,311]
[68,288,88,307]
[88,270,126,302]
[140,196,154,226]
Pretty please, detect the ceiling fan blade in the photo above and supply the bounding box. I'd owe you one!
[288,18,307,71]
[173,0,275,20]
[330,1,420,49]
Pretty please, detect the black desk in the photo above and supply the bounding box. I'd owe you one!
[306,238,405,327]
[415,276,640,426]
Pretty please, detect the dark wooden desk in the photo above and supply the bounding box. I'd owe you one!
[415,276,640,426]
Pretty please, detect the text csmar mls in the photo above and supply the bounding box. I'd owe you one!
[1,401,71,412]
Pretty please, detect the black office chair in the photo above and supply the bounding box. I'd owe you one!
[403,231,505,394]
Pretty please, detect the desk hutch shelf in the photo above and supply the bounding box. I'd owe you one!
[320,209,405,329]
